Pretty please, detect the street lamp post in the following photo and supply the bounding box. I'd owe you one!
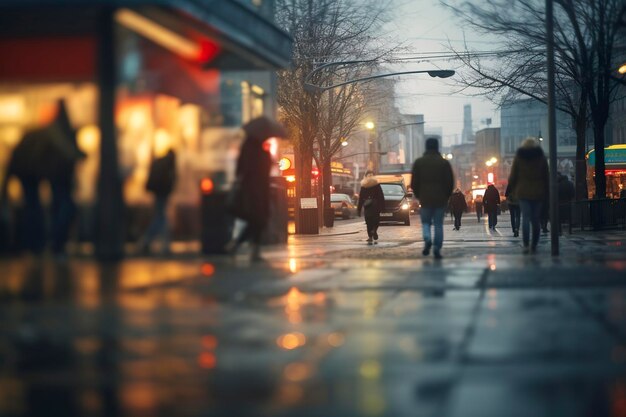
[304,60,455,92]
[546,0,559,256]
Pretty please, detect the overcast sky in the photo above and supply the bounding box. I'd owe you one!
[382,0,505,146]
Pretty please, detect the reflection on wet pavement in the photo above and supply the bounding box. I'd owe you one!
[1,218,626,416]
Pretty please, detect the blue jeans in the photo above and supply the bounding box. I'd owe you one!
[420,206,445,250]
[519,200,542,248]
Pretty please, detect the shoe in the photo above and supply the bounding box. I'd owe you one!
[367,238,373,245]
[434,250,442,260]
[514,231,519,237]
[373,231,379,240]
[522,246,530,255]
[422,242,432,256]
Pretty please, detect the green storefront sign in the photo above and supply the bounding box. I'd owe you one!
[587,146,626,167]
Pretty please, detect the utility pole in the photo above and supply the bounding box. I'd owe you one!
[546,0,559,256]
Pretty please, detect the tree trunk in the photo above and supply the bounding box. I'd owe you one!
[574,114,588,200]
[593,124,606,199]
[322,158,332,211]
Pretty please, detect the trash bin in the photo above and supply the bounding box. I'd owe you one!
[296,197,319,234]
[263,177,289,244]
[200,175,233,254]
[324,207,335,228]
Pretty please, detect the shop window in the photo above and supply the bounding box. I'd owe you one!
[241,81,265,123]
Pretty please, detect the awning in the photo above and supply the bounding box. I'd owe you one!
[0,0,291,71]
[587,145,626,168]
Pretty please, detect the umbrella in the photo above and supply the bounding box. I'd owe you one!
[242,116,287,142]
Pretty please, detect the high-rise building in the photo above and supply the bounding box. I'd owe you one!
[462,104,474,143]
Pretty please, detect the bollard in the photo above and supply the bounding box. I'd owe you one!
[200,175,233,254]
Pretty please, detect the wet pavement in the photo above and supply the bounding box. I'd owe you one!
[1,215,626,417]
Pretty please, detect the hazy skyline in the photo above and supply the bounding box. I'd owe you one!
[383,0,505,146]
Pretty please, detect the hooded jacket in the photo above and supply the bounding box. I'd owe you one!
[357,176,385,216]
[410,150,454,208]
[449,190,468,213]
[507,146,549,201]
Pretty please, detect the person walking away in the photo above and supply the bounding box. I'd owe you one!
[357,171,385,245]
[505,182,521,237]
[1,100,84,255]
[46,101,85,257]
[225,117,286,261]
[474,195,483,222]
[449,189,467,230]
[557,172,575,235]
[483,184,501,230]
[411,137,454,259]
[140,146,177,255]
[507,138,549,254]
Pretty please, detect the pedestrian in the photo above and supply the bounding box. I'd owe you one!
[557,172,575,234]
[411,137,454,259]
[540,198,550,234]
[139,144,177,255]
[1,99,84,255]
[449,188,467,230]
[507,138,549,254]
[475,195,483,222]
[483,184,501,230]
[357,170,385,245]
[225,116,286,261]
[504,182,521,237]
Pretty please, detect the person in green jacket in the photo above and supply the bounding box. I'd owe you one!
[411,138,454,259]
[507,138,549,254]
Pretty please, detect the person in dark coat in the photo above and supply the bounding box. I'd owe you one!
[474,195,483,222]
[411,137,454,259]
[507,138,549,254]
[505,182,521,237]
[1,100,84,255]
[449,189,467,230]
[357,171,385,245]
[139,148,177,255]
[557,172,575,234]
[226,117,286,261]
[483,184,501,230]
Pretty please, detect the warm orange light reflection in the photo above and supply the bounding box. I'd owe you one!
[489,264,496,271]
[288,258,298,273]
[202,335,218,350]
[283,362,313,382]
[201,263,215,277]
[277,332,306,350]
[198,352,217,369]
[327,332,345,347]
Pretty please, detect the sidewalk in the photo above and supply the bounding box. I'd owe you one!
[0,215,625,417]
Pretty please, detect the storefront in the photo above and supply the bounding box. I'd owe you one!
[587,145,626,198]
[0,0,291,258]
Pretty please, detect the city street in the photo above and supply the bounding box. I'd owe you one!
[1,215,626,416]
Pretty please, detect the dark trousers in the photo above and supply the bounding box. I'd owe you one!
[365,213,380,238]
[453,211,463,229]
[142,196,170,252]
[487,208,498,229]
[476,205,483,221]
[236,220,264,246]
[50,180,76,254]
[520,200,543,248]
[19,177,45,253]
[509,204,521,234]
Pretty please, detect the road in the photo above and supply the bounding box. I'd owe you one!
[1,214,626,416]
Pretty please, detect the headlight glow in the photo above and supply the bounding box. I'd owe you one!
[401,203,409,210]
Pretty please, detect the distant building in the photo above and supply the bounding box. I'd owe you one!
[450,142,475,192]
[475,128,502,187]
[462,104,474,143]
[500,98,576,179]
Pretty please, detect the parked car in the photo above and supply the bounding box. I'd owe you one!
[379,181,411,225]
[330,193,358,219]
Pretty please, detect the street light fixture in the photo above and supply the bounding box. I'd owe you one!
[303,59,455,93]
[619,63,626,74]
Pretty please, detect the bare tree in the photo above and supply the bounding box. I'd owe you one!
[444,0,625,199]
[275,0,395,221]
